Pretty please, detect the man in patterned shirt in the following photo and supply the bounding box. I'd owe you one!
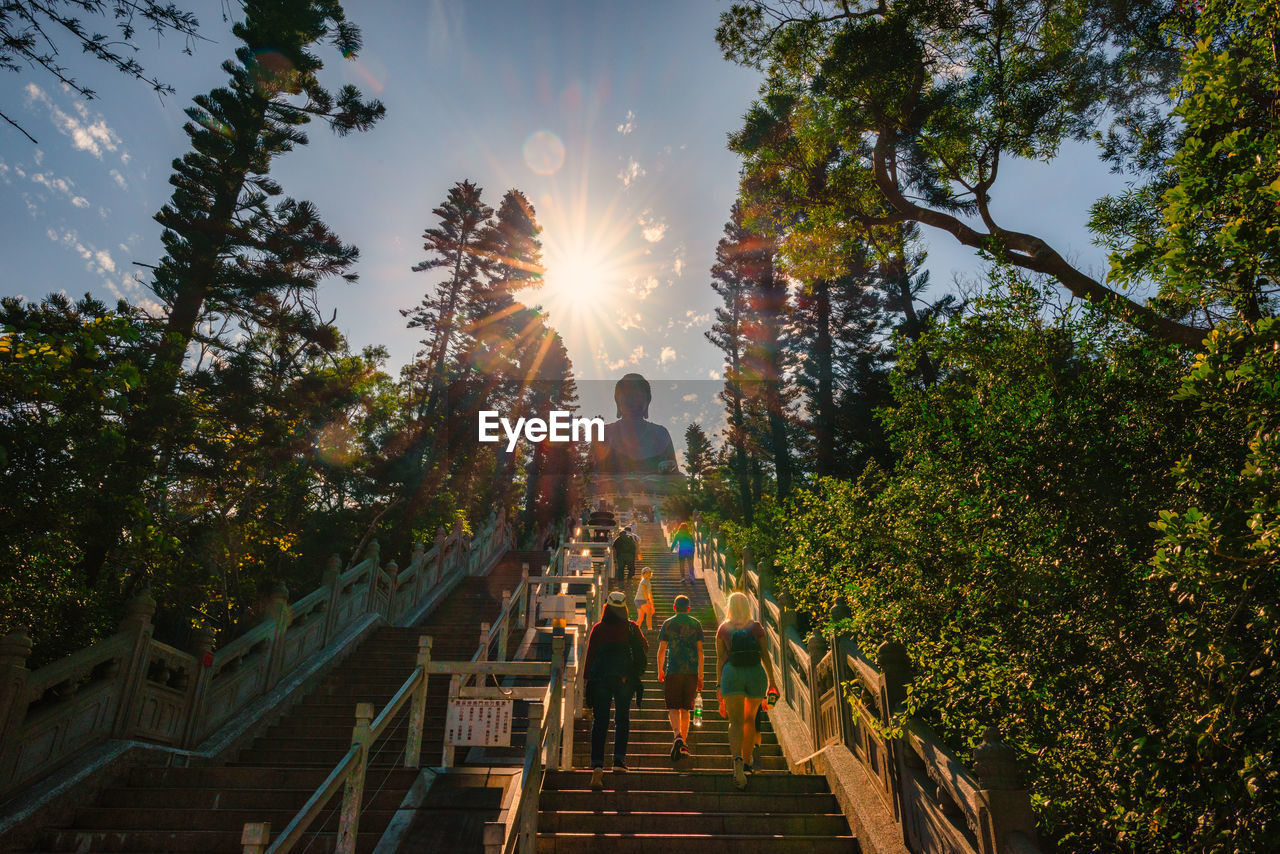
[656,594,704,762]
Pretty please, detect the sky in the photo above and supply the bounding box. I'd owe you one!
[0,0,1133,455]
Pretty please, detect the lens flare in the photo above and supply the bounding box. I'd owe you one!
[523,131,566,176]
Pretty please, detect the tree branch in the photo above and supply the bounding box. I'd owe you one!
[870,132,1206,346]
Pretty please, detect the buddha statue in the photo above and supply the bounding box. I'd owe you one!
[591,374,681,495]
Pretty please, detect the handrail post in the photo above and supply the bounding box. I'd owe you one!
[321,555,343,646]
[519,701,544,854]
[878,640,912,827]
[405,636,432,768]
[112,589,157,738]
[241,821,270,854]
[182,626,217,747]
[478,622,491,662]
[547,634,566,770]
[974,728,1041,854]
[0,627,33,781]
[410,541,427,606]
[337,702,373,854]
[519,564,530,629]
[499,591,511,661]
[262,583,291,693]
[363,540,382,613]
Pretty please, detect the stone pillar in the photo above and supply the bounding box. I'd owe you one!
[778,592,797,703]
[829,602,852,747]
[262,583,291,692]
[433,527,448,588]
[322,554,343,645]
[877,639,913,825]
[362,539,381,612]
[182,625,217,746]
[974,728,1040,854]
[806,630,828,746]
[0,627,33,782]
[409,541,427,607]
[382,562,399,620]
[112,589,157,737]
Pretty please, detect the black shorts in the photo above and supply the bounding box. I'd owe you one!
[664,673,698,710]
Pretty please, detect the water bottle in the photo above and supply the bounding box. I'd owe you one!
[693,694,704,727]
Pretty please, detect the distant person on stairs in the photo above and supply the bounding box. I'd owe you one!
[583,591,649,789]
[716,591,778,790]
[669,521,696,585]
[657,594,704,762]
[612,526,639,583]
[634,566,656,631]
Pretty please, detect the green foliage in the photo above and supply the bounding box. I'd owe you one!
[0,295,149,661]
[754,277,1230,849]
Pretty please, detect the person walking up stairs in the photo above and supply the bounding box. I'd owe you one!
[536,519,857,852]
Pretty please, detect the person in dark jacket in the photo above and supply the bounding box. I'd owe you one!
[583,590,649,789]
[612,527,638,583]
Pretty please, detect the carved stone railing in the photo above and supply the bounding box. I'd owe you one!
[693,518,1043,854]
[0,510,516,799]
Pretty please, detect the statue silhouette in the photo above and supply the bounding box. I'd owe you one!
[593,373,680,477]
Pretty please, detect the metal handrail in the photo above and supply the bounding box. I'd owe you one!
[242,636,433,854]
[258,744,362,853]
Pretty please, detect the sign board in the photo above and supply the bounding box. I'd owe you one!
[564,554,593,575]
[445,699,513,747]
[538,593,577,621]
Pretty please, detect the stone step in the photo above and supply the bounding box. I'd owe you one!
[534,834,858,854]
[566,755,788,772]
[540,810,850,836]
[573,737,778,752]
[126,766,418,790]
[95,786,408,812]
[539,789,841,814]
[38,828,381,854]
[64,808,398,833]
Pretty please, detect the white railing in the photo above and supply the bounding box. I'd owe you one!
[0,511,515,798]
[693,516,1044,854]
[240,636,434,854]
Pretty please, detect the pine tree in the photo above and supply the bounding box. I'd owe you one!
[78,0,383,585]
[707,203,758,522]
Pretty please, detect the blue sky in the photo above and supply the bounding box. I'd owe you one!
[0,0,1131,449]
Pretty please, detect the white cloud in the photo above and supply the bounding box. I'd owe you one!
[673,257,685,277]
[616,311,644,331]
[709,369,721,380]
[683,393,698,402]
[617,157,645,188]
[627,275,660,300]
[660,346,676,365]
[33,149,43,165]
[628,345,647,364]
[683,310,711,329]
[638,211,667,243]
[110,169,127,190]
[617,110,636,135]
[29,170,90,209]
[25,83,124,160]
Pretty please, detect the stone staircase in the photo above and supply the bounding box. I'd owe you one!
[22,552,542,854]
[536,521,857,853]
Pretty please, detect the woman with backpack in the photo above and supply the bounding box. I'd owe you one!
[716,591,779,790]
[583,590,649,789]
[669,521,696,585]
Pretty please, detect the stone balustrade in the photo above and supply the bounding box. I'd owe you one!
[693,516,1043,854]
[0,510,516,799]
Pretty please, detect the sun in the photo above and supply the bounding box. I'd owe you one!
[545,247,614,303]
